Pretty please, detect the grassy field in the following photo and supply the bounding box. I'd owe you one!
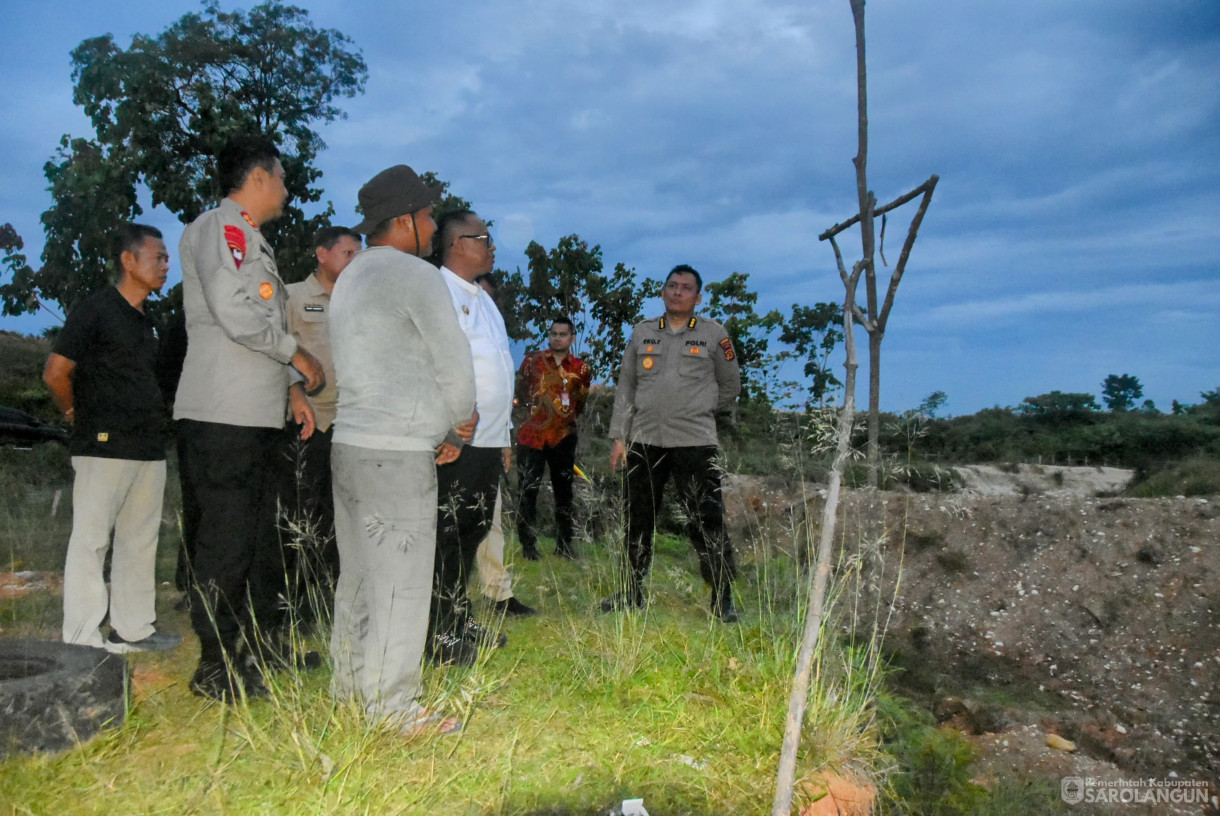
[0,429,1074,815]
[0,441,893,816]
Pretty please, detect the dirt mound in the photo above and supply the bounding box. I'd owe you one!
[955,463,1134,498]
[722,468,1219,810]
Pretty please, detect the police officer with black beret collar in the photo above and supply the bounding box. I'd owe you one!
[604,264,741,622]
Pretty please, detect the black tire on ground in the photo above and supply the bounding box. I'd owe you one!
[0,640,127,759]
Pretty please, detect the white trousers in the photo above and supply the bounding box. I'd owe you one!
[476,490,513,602]
[62,456,166,648]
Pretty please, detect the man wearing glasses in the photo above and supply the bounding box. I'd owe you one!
[514,317,592,560]
[603,264,742,622]
[429,210,527,665]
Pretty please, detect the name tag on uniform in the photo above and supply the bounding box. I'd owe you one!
[304,304,324,312]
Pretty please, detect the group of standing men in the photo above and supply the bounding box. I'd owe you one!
[46,133,742,734]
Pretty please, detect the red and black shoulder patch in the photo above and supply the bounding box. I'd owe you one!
[224,224,247,269]
[719,337,736,361]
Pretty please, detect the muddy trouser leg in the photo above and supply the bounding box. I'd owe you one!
[623,444,673,594]
[671,445,735,591]
[432,447,500,640]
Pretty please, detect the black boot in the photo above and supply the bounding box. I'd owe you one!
[521,544,541,561]
[711,584,739,623]
[599,583,645,613]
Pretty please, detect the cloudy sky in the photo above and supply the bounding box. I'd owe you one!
[1,0,1217,414]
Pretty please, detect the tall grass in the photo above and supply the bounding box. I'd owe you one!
[0,430,1069,815]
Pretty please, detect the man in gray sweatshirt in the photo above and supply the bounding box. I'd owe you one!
[328,165,476,736]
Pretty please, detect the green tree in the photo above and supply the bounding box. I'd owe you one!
[777,302,844,409]
[1101,373,1143,412]
[917,389,948,418]
[1018,391,1100,420]
[703,272,782,403]
[502,236,660,382]
[1,1,367,319]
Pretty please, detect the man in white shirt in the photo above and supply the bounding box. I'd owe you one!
[428,209,529,665]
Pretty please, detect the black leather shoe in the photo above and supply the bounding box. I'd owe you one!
[492,596,537,617]
[599,587,644,613]
[465,618,507,648]
[190,659,269,702]
[521,546,541,561]
[711,586,739,623]
[426,632,479,667]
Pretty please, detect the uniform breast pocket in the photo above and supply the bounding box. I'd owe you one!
[639,354,660,376]
[678,349,712,379]
[301,306,326,324]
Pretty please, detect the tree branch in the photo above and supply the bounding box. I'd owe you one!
[875,174,938,332]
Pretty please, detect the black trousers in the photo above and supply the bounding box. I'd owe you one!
[516,433,578,551]
[431,445,500,637]
[177,419,286,660]
[277,424,337,622]
[623,443,736,591]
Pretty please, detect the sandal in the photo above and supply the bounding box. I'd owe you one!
[398,709,463,738]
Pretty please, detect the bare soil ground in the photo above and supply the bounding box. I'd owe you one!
[724,466,1219,815]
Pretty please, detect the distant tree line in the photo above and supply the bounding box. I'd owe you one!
[0,0,846,412]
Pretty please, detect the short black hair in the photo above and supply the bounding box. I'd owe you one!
[435,209,478,264]
[665,264,702,291]
[114,223,163,266]
[314,225,360,250]
[217,134,281,196]
[550,316,575,333]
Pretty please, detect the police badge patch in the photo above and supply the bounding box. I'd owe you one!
[224,225,246,269]
[719,337,736,360]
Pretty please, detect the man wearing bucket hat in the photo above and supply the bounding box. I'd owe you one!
[327,164,476,736]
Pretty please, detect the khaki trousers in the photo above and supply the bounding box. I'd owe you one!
[330,444,436,722]
[62,456,166,648]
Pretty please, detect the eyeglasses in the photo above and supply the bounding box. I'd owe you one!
[460,233,493,246]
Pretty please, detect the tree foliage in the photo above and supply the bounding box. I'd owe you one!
[499,236,661,382]
[703,272,782,402]
[1,1,367,318]
[1017,390,1100,421]
[777,302,844,409]
[1101,373,1143,412]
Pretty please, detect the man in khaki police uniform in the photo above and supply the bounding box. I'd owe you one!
[282,226,361,622]
[174,134,324,701]
[604,264,742,622]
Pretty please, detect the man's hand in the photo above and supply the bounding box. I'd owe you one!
[435,442,461,465]
[502,447,512,473]
[289,383,316,440]
[609,438,627,473]
[455,408,479,443]
[291,347,325,394]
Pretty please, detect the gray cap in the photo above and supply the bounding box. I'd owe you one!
[352,165,442,234]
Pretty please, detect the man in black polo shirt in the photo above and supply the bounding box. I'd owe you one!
[44,223,183,654]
